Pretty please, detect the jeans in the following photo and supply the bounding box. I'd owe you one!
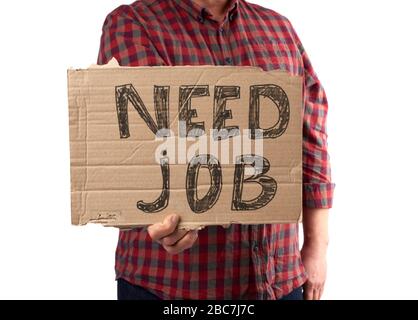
[117,279,304,301]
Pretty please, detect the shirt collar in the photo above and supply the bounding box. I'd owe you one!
[173,0,240,23]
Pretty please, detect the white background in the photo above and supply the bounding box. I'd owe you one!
[0,0,417,300]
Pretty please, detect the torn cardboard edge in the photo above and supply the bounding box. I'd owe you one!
[70,57,295,77]
[82,210,303,230]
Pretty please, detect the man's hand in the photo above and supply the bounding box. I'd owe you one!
[302,208,329,300]
[147,214,199,255]
[301,243,327,300]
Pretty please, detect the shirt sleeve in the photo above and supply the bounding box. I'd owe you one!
[288,22,336,209]
[97,5,164,66]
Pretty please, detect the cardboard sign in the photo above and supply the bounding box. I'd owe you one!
[68,60,303,229]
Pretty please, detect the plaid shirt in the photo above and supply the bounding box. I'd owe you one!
[98,0,334,300]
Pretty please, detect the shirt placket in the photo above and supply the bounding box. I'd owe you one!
[216,16,234,66]
[250,225,270,299]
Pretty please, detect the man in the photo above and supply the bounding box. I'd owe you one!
[98,0,334,300]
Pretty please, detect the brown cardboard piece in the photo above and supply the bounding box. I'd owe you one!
[68,60,303,229]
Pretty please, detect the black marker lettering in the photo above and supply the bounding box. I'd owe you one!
[249,84,290,139]
[232,155,277,211]
[137,157,170,213]
[213,86,240,140]
[186,155,222,214]
[115,84,170,139]
[179,86,209,138]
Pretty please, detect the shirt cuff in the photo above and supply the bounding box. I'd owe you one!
[303,183,335,209]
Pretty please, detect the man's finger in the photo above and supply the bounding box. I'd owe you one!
[317,287,324,300]
[161,229,188,246]
[303,283,314,300]
[318,284,325,300]
[163,231,198,255]
[313,288,321,300]
[147,215,179,241]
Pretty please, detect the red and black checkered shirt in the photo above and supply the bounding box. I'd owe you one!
[98,0,335,300]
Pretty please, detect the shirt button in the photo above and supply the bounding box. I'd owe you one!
[225,57,232,65]
[219,27,224,34]
[229,13,234,21]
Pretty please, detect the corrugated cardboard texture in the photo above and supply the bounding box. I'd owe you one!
[68,62,303,229]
